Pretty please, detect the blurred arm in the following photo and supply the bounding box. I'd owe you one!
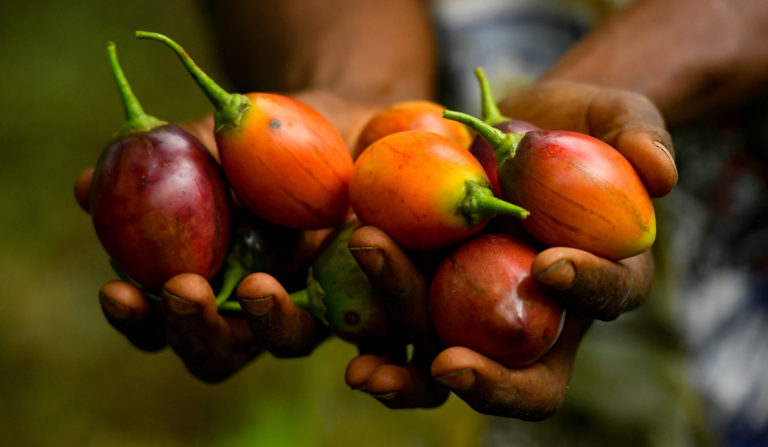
[204,0,437,104]
[543,0,768,126]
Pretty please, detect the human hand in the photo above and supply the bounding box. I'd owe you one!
[345,226,593,419]
[496,79,674,320]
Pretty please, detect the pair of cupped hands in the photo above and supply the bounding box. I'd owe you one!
[75,79,677,420]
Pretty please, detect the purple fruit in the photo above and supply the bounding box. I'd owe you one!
[90,42,231,291]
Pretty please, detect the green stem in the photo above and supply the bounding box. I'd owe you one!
[109,258,248,313]
[214,255,250,308]
[475,67,510,126]
[135,31,251,132]
[218,300,242,313]
[443,110,524,163]
[106,42,165,137]
[289,288,310,311]
[460,180,529,225]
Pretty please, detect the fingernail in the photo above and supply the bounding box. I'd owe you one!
[653,139,673,159]
[369,391,398,401]
[536,259,575,290]
[348,246,385,276]
[654,140,678,175]
[101,295,132,321]
[239,295,274,317]
[434,368,476,390]
[164,292,199,316]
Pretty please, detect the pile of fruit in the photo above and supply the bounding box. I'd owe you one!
[86,32,655,368]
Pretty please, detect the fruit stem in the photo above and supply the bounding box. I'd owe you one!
[443,110,523,163]
[289,288,310,311]
[106,42,165,137]
[475,67,511,126]
[214,255,250,308]
[135,31,251,132]
[460,180,529,225]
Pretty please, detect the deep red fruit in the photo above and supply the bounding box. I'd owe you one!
[91,124,231,291]
[429,233,565,368]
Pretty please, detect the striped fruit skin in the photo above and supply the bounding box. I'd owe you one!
[499,130,655,260]
[216,93,353,230]
[90,124,231,291]
[350,131,492,251]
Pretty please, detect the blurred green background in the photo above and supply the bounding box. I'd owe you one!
[0,1,486,445]
[0,1,712,446]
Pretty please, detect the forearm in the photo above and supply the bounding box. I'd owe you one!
[543,0,768,126]
[203,0,436,105]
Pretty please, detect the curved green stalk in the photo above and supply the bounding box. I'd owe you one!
[475,67,510,126]
[135,31,251,132]
[214,255,250,308]
[459,180,529,225]
[106,42,165,138]
[443,110,524,163]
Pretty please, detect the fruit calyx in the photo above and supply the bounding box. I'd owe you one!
[443,110,524,164]
[459,180,529,226]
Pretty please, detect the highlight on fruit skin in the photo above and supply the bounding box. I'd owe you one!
[90,41,231,291]
[429,233,566,368]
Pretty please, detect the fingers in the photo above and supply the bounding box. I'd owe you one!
[236,272,327,358]
[161,273,260,382]
[585,90,677,197]
[99,280,166,351]
[74,167,94,213]
[346,353,450,409]
[348,225,440,351]
[499,80,677,197]
[346,354,393,388]
[431,313,592,420]
[532,247,654,321]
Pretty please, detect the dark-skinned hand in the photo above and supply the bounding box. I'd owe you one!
[344,80,676,418]
[74,89,377,382]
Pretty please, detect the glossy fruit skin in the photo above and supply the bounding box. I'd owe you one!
[217,93,353,230]
[429,233,565,368]
[354,100,472,155]
[90,124,231,291]
[470,120,539,197]
[350,131,494,251]
[499,130,656,260]
[309,222,401,347]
